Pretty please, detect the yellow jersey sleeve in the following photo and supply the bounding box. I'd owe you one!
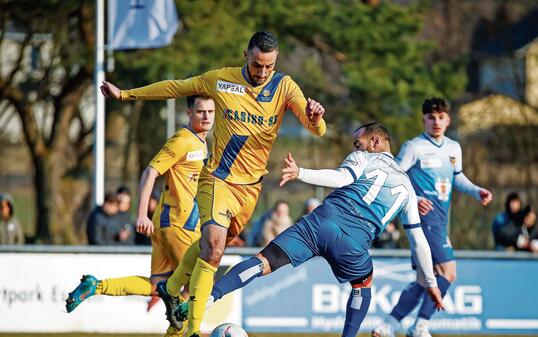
[119,70,218,101]
[149,132,189,175]
[284,77,326,136]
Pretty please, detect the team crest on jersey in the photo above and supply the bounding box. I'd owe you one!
[449,155,456,166]
[216,80,245,95]
[434,177,451,201]
[186,150,205,161]
[262,89,270,97]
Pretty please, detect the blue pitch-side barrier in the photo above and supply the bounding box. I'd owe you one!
[2,246,537,335]
[239,250,538,335]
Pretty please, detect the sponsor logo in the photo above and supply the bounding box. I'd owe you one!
[420,158,442,169]
[217,81,245,95]
[186,150,205,161]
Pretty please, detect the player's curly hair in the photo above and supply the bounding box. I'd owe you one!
[248,31,279,53]
[422,97,450,114]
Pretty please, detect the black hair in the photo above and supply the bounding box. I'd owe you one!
[247,31,279,53]
[116,185,130,195]
[104,192,119,204]
[354,121,391,145]
[422,97,450,115]
[505,192,521,214]
[187,95,212,109]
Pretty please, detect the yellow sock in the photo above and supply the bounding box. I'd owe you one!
[187,258,217,335]
[166,240,201,296]
[163,323,187,337]
[95,276,152,296]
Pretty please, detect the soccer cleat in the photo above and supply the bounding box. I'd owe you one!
[406,327,432,337]
[372,322,396,337]
[174,300,189,322]
[65,275,98,313]
[156,280,183,330]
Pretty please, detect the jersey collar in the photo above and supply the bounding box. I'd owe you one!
[183,126,206,144]
[422,132,444,148]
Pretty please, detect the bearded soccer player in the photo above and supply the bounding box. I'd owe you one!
[100,32,326,336]
[373,98,492,337]
[66,96,215,337]
[179,122,444,337]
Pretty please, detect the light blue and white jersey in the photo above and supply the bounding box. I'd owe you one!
[324,151,421,238]
[396,132,466,229]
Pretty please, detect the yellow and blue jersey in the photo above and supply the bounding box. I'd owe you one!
[149,127,207,231]
[121,67,326,184]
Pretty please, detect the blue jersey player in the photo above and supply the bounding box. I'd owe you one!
[175,122,445,337]
[373,98,492,337]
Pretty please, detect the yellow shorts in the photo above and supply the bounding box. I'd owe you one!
[150,203,201,277]
[197,168,262,243]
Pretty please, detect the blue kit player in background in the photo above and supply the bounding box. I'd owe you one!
[174,122,445,337]
[373,98,493,337]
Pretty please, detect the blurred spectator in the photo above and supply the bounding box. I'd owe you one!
[492,192,522,250]
[261,200,293,246]
[117,185,132,213]
[135,190,160,246]
[87,192,129,245]
[295,197,321,222]
[247,200,292,247]
[116,185,134,245]
[372,222,401,249]
[0,194,25,245]
[520,206,538,253]
[247,209,272,247]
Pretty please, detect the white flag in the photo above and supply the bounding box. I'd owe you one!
[108,0,179,50]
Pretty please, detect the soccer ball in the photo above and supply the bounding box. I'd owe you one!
[209,323,248,337]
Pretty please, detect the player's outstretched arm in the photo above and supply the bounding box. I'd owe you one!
[135,166,160,236]
[479,188,493,206]
[406,226,445,311]
[100,81,121,99]
[279,152,355,188]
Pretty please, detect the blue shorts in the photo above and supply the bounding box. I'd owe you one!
[271,204,373,283]
[412,225,454,267]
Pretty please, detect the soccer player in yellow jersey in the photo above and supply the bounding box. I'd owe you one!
[66,96,215,337]
[100,32,326,337]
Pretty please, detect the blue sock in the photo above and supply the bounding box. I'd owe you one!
[418,275,450,319]
[211,257,264,301]
[389,281,425,321]
[342,287,372,337]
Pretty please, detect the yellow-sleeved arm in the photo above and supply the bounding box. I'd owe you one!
[119,72,214,101]
[285,77,326,136]
[149,132,187,174]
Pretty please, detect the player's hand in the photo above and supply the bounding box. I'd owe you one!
[136,215,155,236]
[426,286,445,311]
[306,98,325,125]
[479,188,493,206]
[100,80,121,99]
[280,152,299,187]
[417,198,434,216]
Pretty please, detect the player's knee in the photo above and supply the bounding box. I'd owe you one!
[350,270,373,288]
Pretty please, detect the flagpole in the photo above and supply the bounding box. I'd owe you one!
[93,0,105,206]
